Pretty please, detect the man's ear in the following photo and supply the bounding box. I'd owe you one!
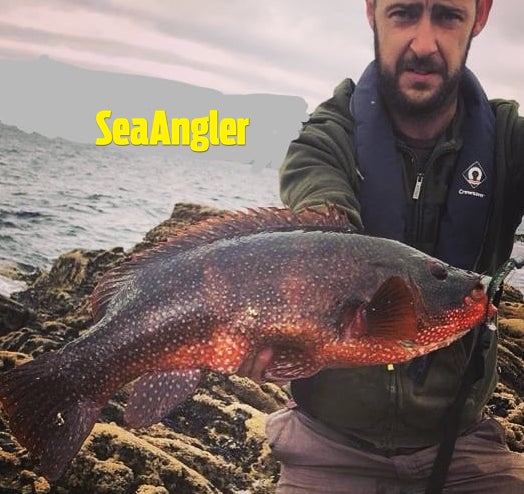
[365,0,375,30]
[472,0,493,37]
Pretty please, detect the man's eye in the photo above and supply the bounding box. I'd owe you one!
[433,7,464,26]
[390,7,420,24]
[391,9,417,21]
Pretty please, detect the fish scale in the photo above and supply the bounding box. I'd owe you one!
[0,205,494,481]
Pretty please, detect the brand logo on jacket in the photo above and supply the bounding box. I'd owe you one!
[462,161,486,189]
[459,161,486,198]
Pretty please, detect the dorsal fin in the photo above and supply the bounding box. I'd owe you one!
[91,204,352,322]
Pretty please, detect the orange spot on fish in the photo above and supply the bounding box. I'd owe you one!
[162,329,251,373]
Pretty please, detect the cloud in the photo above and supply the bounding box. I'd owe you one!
[0,0,522,110]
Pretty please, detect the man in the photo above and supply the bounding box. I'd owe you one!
[241,0,524,492]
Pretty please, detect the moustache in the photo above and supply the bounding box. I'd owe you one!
[400,55,445,74]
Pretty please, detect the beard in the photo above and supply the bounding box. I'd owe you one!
[375,28,473,118]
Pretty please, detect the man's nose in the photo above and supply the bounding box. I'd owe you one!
[409,15,439,57]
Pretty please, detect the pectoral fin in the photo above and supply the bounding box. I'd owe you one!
[365,276,418,340]
[124,369,201,428]
[263,345,320,381]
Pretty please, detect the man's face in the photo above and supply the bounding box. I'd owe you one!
[368,0,486,116]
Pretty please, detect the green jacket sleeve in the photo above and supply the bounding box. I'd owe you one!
[279,79,364,230]
[477,99,524,274]
[507,101,524,215]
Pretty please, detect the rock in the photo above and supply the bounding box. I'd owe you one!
[66,423,222,494]
[500,302,524,320]
[224,376,289,415]
[19,470,50,494]
[0,261,42,284]
[485,285,524,452]
[136,486,169,494]
[0,294,35,335]
[0,351,33,371]
[132,203,225,254]
[13,247,128,321]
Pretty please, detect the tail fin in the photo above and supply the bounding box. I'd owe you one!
[0,352,102,481]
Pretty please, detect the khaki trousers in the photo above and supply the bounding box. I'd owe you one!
[266,408,524,494]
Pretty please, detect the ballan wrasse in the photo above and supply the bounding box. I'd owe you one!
[0,206,495,480]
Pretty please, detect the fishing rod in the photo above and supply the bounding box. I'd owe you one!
[486,253,524,303]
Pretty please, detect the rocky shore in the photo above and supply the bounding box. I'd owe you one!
[0,202,523,494]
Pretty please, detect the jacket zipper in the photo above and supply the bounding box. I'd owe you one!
[405,143,456,244]
[412,173,424,200]
[384,142,457,447]
[405,151,426,244]
[385,364,397,450]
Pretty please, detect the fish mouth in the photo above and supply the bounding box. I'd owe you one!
[466,282,497,318]
[411,275,494,327]
[467,283,486,303]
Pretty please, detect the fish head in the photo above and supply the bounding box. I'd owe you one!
[406,255,495,347]
[330,253,495,366]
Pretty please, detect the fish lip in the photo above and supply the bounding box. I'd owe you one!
[471,279,497,318]
[463,278,497,326]
[470,283,487,302]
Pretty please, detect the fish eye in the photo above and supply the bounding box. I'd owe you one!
[429,260,448,281]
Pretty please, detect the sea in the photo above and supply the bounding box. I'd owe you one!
[0,121,523,295]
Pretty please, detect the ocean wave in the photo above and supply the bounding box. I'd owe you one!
[86,193,113,201]
[0,219,17,228]
[13,210,50,219]
[0,275,27,296]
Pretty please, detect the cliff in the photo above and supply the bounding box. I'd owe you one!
[0,56,308,167]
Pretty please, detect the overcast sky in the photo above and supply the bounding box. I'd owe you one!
[1,0,523,111]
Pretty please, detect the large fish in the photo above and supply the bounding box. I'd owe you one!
[0,206,495,480]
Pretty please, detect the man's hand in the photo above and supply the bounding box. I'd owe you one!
[236,347,274,383]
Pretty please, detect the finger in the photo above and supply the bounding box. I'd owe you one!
[237,347,273,383]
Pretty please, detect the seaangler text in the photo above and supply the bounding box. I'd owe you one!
[95,109,250,152]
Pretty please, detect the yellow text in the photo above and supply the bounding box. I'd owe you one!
[95,110,250,152]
